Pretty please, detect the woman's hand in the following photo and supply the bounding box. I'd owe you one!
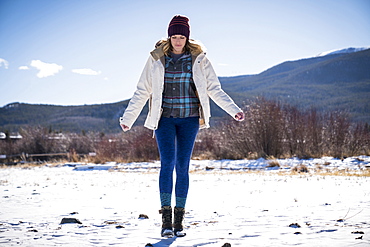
[235,112,245,121]
[120,124,130,132]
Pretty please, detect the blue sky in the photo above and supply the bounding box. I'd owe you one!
[0,0,369,106]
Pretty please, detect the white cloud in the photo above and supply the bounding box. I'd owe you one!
[0,58,9,69]
[19,66,30,70]
[72,68,101,76]
[30,60,63,78]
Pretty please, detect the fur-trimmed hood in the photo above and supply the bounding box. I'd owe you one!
[150,39,206,61]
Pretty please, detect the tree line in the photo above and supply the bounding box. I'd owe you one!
[1,98,369,164]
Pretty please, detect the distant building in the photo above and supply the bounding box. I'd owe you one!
[0,132,23,141]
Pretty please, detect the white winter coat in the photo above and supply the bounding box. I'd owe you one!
[120,41,242,131]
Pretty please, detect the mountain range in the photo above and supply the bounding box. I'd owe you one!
[1,47,369,133]
[220,47,370,122]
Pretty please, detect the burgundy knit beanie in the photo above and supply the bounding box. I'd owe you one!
[168,15,190,39]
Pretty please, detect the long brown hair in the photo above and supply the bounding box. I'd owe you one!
[156,38,203,56]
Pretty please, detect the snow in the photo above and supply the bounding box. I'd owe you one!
[65,156,370,172]
[316,47,370,57]
[1,156,369,246]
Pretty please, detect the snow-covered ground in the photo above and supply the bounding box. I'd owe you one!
[1,156,369,247]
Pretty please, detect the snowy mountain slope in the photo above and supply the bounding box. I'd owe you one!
[317,47,370,57]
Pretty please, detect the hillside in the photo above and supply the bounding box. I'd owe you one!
[0,101,136,133]
[0,48,369,133]
[220,48,370,122]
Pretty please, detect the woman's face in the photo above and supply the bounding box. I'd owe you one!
[170,35,186,54]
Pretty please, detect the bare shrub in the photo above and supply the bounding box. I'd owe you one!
[193,128,223,160]
[220,97,291,158]
[246,98,285,157]
[93,136,126,163]
[17,126,65,161]
[66,132,95,155]
[305,108,324,157]
[217,120,249,160]
[283,105,306,157]
[88,127,159,163]
[267,160,280,168]
[345,122,370,156]
[123,127,159,162]
[292,164,309,173]
[211,97,370,160]
[322,111,351,158]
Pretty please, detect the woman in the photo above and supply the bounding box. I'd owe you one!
[120,15,244,238]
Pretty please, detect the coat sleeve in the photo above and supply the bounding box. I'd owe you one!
[203,57,242,117]
[120,56,153,130]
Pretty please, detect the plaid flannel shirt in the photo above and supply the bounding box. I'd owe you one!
[162,53,200,118]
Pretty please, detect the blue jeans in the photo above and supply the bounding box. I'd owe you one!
[155,117,199,208]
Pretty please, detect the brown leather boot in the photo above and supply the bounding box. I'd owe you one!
[173,207,186,237]
[160,206,173,237]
